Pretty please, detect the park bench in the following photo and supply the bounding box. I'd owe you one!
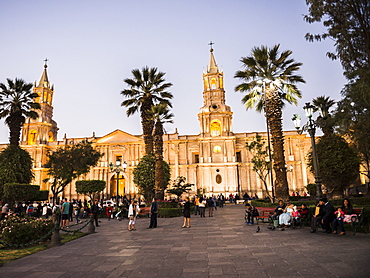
[344,207,366,235]
[254,207,275,225]
[138,207,150,218]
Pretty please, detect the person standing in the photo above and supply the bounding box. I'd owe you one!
[91,199,100,227]
[207,197,214,217]
[1,204,9,220]
[199,196,206,217]
[182,197,191,228]
[61,198,70,228]
[194,195,200,215]
[128,200,140,231]
[148,197,158,228]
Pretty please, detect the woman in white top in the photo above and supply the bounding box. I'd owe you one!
[128,200,140,231]
[279,203,296,226]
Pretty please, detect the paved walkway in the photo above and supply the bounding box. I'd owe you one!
[1,204,370,278]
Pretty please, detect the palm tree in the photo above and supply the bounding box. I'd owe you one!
[234,44,305,200]
[121,67,173,155]
[151,104,174,200]
[0,78,40,145]
[312,96,335,136]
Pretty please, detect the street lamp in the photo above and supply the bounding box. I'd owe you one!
[109,159,127,205]
[292,102,322,199]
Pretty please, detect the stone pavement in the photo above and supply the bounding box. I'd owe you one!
[1,204,370,278]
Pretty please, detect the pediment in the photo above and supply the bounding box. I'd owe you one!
[95,129,142,144]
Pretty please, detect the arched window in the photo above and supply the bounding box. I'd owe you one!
[210,120,221,136]
[210,78,217,89]
[48,131,54,142]
[28,130,37,145]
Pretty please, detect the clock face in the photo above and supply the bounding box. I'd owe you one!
[213,145,221,153]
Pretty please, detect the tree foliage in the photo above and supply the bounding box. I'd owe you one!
[0,78,40,145]
[246,135,273,201]
[76,180,106,201]
[121,67,173,155]
[3,183,39,204]
[45,140,103,204]
[167,176,193,200]
[312,95,336,136]
[0,145,34,201]
[234,44,305,200]
[304,0,370,78]
[334,73,370,182]
[133,154,171,202]
[307,134,360,196]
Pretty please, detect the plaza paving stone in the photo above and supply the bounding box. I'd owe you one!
[1,204,370,277]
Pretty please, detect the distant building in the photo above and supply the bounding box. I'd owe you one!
[0,50,316,201]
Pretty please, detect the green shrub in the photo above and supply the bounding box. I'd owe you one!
[1,215,53,246]
[31,190,49,201]
[3,184,40,203]
[158,201,179,208]
[158,208,182,218]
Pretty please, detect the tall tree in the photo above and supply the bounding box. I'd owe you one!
[121,67,173,155]
[307,134,360,197]
[304,0,370,78]
[45,140,103,204]
[133,154,171,203]
[0,78,40,145]
[312,95,336,136]
[0,145,34,201]
[151,104,174,200]
[234,44,305,200]
[246,135,273,202]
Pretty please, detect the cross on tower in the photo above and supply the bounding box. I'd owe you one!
[208,41,214,50]
[44,58,49,67]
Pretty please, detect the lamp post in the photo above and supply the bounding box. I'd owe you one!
[292,102,322,199]
[109,159,127,205]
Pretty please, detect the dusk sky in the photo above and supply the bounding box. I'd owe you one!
[0,0,346,143]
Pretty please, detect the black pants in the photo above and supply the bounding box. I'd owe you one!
[246,212,259,224]
[93,213,99,226]
[322,218,334,232]
[199,207,205,217]
[149,213,157,228]
[311,216,322,231]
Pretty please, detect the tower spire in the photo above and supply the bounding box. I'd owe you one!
[207,42,219,74]
[38,58,49,87]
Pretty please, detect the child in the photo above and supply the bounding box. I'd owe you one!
[335,207,345,220]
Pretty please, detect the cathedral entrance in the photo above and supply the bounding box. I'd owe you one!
[110,174,125,198]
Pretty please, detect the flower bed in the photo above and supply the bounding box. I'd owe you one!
[1,215,54,246]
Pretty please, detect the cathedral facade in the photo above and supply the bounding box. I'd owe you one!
[0,50,315,200]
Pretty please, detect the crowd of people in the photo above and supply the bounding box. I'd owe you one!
[0,193,362,238]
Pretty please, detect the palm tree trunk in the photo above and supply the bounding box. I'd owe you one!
[8,114,23,146]
[265,93,289,200]
[154,121,165,200]
[141,101,154,155]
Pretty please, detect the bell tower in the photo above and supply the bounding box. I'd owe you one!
[22,60,58,145]
[198,46,233,137]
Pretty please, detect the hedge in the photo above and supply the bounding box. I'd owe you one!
[158,208,182,218]
[3,183,40,202]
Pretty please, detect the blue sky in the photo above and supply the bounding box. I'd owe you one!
[0,0,345,143]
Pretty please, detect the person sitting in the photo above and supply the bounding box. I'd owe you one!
[298,204,309,219]
[333,198,354,235]
[245,203,259,225]
[321,197,335,233]
[278,202,296,227]
[311,198,335,233]
[310,200,324,233]
[272,200,286,221]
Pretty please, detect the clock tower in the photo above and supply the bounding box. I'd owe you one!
[198,47,233,137]
[22,61,58,145]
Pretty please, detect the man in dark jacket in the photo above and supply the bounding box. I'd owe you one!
[148,198,158,228]
[91,200,100,227]
[320,197,335,233]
